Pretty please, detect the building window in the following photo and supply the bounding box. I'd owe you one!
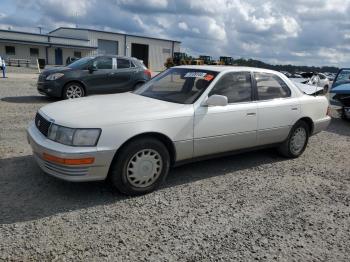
[5,46,15,55]
[163,48,171,54]
[74,51,82,58]
[30,48,39,57]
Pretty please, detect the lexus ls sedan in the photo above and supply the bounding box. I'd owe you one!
[27,66,331,195]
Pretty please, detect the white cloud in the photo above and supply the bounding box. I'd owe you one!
[38,0,93,17]
[178,22,188,31]
[192,27,200,34]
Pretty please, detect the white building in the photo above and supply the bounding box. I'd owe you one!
[0,27,181,71]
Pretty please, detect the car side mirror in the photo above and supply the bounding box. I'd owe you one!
[87,64,97,73]
[205,95,228,107]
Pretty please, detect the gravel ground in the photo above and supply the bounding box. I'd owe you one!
[0,71,349,261]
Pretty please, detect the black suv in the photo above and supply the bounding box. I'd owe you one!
[37,55,152,99]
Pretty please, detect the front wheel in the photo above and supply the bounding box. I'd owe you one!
[63,83,85,99]
[341,108,349,120]
[109,138,170,196]
[278,121,309,158]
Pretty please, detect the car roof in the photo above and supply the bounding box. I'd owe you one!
[93,55,137,60]
[174,65,281,74]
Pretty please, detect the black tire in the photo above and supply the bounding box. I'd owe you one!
[278,120,310,158]
[341,108,349,120]
[63,82,85,99]
[323,85,329,94]
[109,137,170,196]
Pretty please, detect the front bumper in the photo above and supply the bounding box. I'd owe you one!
[37,80,63,98]
[312,116,331,135]
[27,122,115,182]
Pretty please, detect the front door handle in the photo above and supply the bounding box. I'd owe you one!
[246,112,256,116]
[291,107,298,111]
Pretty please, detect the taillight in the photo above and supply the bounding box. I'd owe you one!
[326,106,331,116]
[144,69,152,79]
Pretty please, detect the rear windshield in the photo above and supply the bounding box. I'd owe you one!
[134,68,218,104]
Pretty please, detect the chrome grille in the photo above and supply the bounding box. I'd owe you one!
[35,113,51,137]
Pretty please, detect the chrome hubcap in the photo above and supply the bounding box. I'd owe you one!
[290,127,307,155]
[66,85,83,99]
[126,149,162,188]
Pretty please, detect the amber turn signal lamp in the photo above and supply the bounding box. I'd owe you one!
[43,153,95,165]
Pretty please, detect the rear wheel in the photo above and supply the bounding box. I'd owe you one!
[323,85,329,94]
[109,138,170,196]
[63,82,85,99]
[278,121,309,158]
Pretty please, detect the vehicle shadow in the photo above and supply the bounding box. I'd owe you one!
[0,149,286,224]
[1,96,58,104]
[326,118,350,137]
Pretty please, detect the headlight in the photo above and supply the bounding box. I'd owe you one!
[46,73,64,80]
[48,124,101,146]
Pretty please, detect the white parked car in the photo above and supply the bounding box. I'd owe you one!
[303,73,331,93]
[27,66,331,195]
[291,73,331,93]
[311,73,331,93]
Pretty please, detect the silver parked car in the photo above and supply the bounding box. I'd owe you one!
[27,66,331,195]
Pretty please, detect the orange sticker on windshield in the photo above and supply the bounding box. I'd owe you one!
[204,74,214,81]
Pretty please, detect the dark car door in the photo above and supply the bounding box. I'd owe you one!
[82,56,115,94]
[108,58,137,92]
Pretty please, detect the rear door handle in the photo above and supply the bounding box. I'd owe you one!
[246,112,256,116]
[291,107,298,111]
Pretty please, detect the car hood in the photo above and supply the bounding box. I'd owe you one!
[39,93,193,128]
[42,67,72,76]
[330,83,350,94]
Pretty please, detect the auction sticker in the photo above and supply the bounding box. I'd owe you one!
[184,72,207,78]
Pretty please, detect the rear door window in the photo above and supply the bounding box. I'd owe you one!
[254,72,291,100]
[117,58,131,69]
[319,74,326,80]
[93,57,113,70]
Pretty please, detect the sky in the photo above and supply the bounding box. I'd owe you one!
[1,0,350,67]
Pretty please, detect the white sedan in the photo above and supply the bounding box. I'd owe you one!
[27,66,331,195]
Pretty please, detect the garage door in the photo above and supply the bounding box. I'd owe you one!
[98,39,118,55]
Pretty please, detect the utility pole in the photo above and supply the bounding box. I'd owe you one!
[37,26,42,34]
[75,12,79,28]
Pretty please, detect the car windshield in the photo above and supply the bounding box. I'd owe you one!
[333,69,350,88]
[134,68,218,104]
[67,57,94,69]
